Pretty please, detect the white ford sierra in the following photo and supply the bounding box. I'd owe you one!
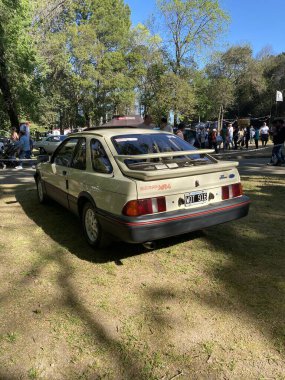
[34,120,250,247]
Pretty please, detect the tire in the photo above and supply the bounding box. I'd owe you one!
[36,176,48,204]
[39,147,46,155]
[82,201,108,248]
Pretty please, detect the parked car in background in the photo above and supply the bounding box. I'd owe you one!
[33,135,67,154]
[34,116,250,248]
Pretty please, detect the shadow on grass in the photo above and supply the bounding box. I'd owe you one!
[15,189,203,264]
[0,168,35,190]
[8,190,204,379]
[200,178,285,354]
[8,176,284,378]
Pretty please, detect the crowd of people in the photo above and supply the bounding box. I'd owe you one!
[139,115,273,150]
[210,120,285,165]
[1,116,285,169]
[214,121,272,151]
[138,115,285,166]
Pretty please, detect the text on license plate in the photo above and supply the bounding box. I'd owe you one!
[185,191,207,205]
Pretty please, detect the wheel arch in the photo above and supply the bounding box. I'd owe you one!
[77,192,96,218]
[35,171,48,203]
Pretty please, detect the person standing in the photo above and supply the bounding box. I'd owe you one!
[260,122,269,147]
[233,125,239,150]
[238,127,244,149]
[160,117,173,133]
[254,127,260,149]
[267,118,285,166]
[19,121,31,157]
[176,123,185,139]
[208,128,212,147]
[15,131,31,169]
[139,115,154,130]
[199,128,207,148]
[250,125,255,144]
[8,127,19,161]
[244,126,250,149]
[227,123,234,149]
[10,127,19,142]
[19,121,30,141]
[221,124,228,150]
[210,128,218,153]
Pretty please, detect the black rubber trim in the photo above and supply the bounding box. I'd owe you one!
[96,195,251,243]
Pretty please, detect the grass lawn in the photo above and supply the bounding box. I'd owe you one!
[0,175,284,380]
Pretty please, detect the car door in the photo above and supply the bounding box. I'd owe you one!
[67,137,115,214]
[44,137,80,208]
[66,137,88,214]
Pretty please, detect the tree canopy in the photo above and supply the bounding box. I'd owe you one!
[0,0,284,130]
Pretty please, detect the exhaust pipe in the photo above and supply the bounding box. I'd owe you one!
[142,241,156,250]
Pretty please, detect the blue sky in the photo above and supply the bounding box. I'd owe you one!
[124,0,285,57]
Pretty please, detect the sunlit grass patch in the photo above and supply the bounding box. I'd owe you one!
[0,175,284,379]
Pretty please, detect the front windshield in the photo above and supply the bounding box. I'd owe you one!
[112,133,215,171]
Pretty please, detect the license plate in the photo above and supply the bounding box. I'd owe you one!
[185,191,207,206]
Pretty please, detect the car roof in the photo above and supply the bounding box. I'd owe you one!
[69,128,169,138]
[102,115,143,127]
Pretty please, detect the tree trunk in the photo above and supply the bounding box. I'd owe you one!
[0,72,19,129]
[218,104,224,133]
[84,112,91,128]
[0,24,19,129]
[59,110,65,134]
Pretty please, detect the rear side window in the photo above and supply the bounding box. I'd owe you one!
[90,139,112,174]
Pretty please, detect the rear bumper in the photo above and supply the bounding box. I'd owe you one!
[97,195,250,244]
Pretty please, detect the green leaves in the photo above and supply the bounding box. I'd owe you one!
[0,0,40,126]
[31,0,135,127]
[2,0,280,129]
[157,0,229,74]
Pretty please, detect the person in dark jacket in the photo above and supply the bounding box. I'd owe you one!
[244,126,250,149]
[267,118,285,166]
[233,125,239,150]
[254,127,260,149]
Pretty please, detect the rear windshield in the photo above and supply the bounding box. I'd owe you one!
[112,133,215,171]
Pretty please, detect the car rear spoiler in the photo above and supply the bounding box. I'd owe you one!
[113,149,239,181]
[114,149,215,161]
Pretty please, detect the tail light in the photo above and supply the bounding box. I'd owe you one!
[232,183,243,197]
[222,183,243,200]
[123,196,166,216]
[222,186,230,200]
